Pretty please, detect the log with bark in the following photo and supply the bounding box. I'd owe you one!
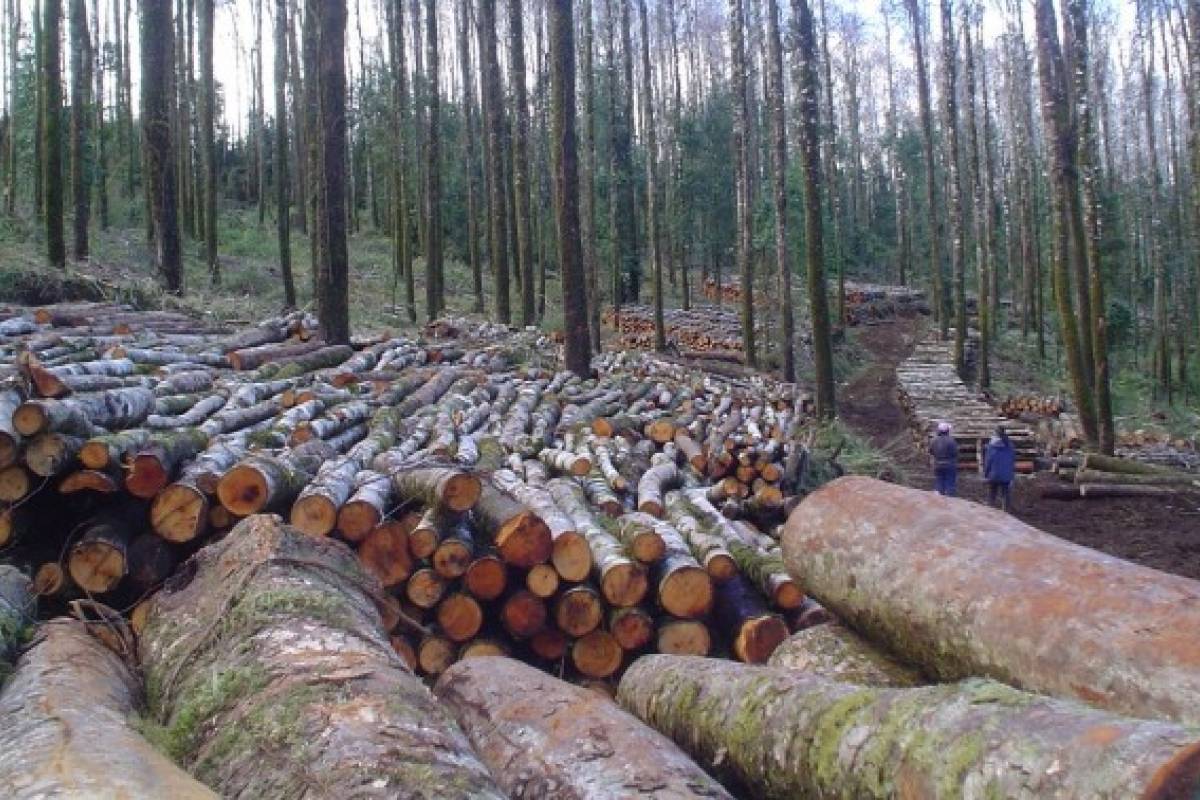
[435,657,733,799]
[619,656,1200,800]
[784,476,1200,725]
[0,565,33,662]
[138,515,504,798]
[0,617,219,799]
[767,623,924,686]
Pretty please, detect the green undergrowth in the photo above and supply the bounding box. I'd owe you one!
[803,419,906,488]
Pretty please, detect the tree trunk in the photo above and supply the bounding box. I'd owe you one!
[508,0,535,325]
[139,515,505,797]
[550,0,591,376]
[198,0,218,284]
[619,656,1200,800]
[69,0,90,260]
[765,0,793,382]
[792,0,835,418]
[0,618,219,798]
[42,0,64,267]
[729,0,755,367]
[141,0,182,292]
[436,657,733,799]
[423,0,442,321]
[579,0,601,350]
[783,476,1200,726]
[311,0,350,343]
[940,0,967,376]
[458,0,484,314]
[274,0,295,306]
[479,0,509,323]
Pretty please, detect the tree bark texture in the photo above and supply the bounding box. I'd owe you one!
[139,514,504,798]
[619,655,1200,800]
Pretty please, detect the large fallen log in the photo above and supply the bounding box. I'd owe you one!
[0,617,218,799]
[767,623,923,686]
[0,566,33,662]
[435,657,733,799]
[139,515,504,798]
[619,655,1200,800]
[783,476,1200,725]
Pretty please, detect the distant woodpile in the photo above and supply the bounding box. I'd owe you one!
[997,393,1065,419]
[602,304,748,361]
[841,281,930,327]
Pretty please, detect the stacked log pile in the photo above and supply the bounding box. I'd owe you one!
[1044,452,1200,500]
[841,281,929,326]
[896,329,1040,470]
[0,302,819,685]
[701,278,743,303]
[997,393,1065,419]
[602,304,749,360]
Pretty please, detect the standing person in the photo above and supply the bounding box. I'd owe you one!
[984,424,1016,511]
[929,421,959,497]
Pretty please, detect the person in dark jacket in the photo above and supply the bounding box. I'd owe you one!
[929,422,959,497]
[983,425,1017,511]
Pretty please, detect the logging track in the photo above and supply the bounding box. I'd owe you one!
[841,318,1200,581]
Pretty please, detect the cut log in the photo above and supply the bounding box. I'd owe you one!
[24,433,84,477]
[406,567,449,609]
[125,429,210,498]
[436,593,485,643]
[608,606,655,651]
[67,513,134,594]
[529,627,569,661]
[227,338,325,371]
[460,639,509,660]
[79,428,154,469]
[623,512,713,619]
[784,476,1200,725]
[126,533,177,592]
[1074,468,1200,487]
[417,633,458,676]
[655,618,712,656]
[1081,452,1178,476]
[500,590,547,639]
[0,508,31,548]
[14,387,155,436]
[524,563,561,598]
[619,656,1200,800]
[381,463,482,514]
[636,462,681,517]
[614,513,666,563]
[430,517,476,578]
[0,465,31,502]
[553,584,604,637]
[464,554,508,601]
[435,658,733,799]
[336,471,394,542]
[138,515,504,798]
[358,518,416,589]
[216,439,337,516]
[0,389,23,468]
[549,479,648,607]
[492,469,591,581]
[768,623,923,686]
[788,596,835,631]
[473,481,553,568]
[714,574,789,663]
[0,618,218,799]
[571,629,624,679]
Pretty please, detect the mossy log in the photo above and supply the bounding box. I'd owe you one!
[784,476,1200,725]
[768,623,923,686]
[139,515,504,798]
[1080,452,1178,476]
[0,565,33,661]
[549,479,648,607]
[614,512,666,563]
[618,656,1200,800]
[435,657,733,799]
[1073,468,1200,487]
[79,427,154,469]
[538,446,591,476]
[665,492,736,581]
[14,386,155,437]
[0,618,218,799]
[125,429,210,498]
[145,392,229,429]
[216,439,337,516]
[623,511,713,619]
[256,345,355,379]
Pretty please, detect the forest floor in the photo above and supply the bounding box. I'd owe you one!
[839,316,1200,581]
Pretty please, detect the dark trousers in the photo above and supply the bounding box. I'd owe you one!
[934,466,957,497]
[988,480,1012,511]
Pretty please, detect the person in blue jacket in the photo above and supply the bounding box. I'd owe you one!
[929,422,959,497]
[983,424,1016,511]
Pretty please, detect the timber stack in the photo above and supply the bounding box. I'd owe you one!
[602,304,752,361]
[997,392,1065,419]
[701,278,742,303]
[841,281,929,326]
[0,301,817,685]
[1043,452,1200,500]
[896,328,1040,470]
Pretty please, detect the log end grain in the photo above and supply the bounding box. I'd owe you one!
[151,483,208,543]
[571,630,624,679]
[659,565,714,619]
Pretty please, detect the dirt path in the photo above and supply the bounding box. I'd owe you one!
[840,319,1200,581]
